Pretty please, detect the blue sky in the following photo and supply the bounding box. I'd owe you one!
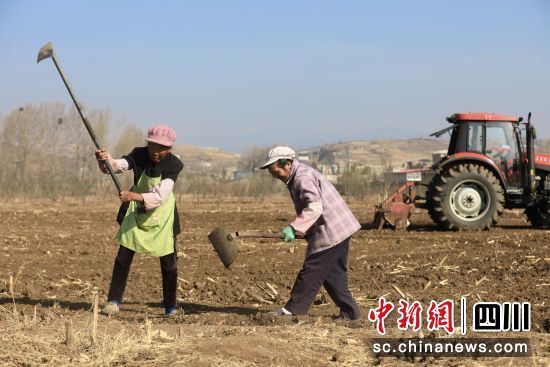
[1,1,549,152]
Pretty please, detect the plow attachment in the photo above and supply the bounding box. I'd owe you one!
[373,181,417,230]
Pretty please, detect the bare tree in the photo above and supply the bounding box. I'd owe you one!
[61,106,111,199]
[0,103,313,201]
[239,146,271,172]
[113,123,145,157]
[37,103,67,199]
[1,103,68,196]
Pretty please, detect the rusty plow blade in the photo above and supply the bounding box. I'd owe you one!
[373,182,417,230]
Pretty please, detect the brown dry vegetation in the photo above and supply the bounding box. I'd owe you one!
[0,197,548,366]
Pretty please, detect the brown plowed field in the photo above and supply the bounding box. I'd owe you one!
[0,197,548,366]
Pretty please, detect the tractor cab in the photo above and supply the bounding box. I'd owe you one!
[444,113,525,193]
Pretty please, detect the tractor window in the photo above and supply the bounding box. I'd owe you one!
[486,125,508,149]
[485,122,518,160]
[467,122,483,152]
[486,122,521,188]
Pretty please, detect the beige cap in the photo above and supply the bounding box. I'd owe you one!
[259,146,296,169]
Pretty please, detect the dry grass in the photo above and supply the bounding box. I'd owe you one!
[1,301,548,366]
[0,305,377,366]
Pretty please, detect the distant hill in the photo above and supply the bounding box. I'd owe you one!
[172,138,450,171]
[172,144,239,170]
[172,137,550,172]
[301,138,449,167]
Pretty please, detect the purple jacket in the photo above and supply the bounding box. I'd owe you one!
[286,161,361,255]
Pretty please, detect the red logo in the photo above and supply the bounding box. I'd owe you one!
[427,300,455,334]
[368,297,395,335]
[397,299,423,331]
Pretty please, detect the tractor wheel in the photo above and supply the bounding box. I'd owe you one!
[428,163,505,230]
[525,200,550,228]
[426,180,445,229]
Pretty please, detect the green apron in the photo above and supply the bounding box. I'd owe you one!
[115,172,175,257]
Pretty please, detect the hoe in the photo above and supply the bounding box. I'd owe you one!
[37,42,122,193]
[208,227,303,268]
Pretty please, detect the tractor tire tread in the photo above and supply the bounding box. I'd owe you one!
[427,163,504,231]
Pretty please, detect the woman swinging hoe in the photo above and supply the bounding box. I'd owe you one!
[95,124,183,316]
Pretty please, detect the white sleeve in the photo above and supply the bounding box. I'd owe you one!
[110,158,129,172]
[141,178,175,210]
[290,201,323,234]
[104,153,129,173]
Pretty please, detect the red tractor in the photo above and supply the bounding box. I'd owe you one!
[374,112,550,230]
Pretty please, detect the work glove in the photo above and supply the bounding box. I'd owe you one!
[282,226,296,242]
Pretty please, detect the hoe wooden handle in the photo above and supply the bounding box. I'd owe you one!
[235,231,304,239]
[236,231,283,239]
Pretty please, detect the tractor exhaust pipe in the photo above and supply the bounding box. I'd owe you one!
[37,42,122,193]
[526,112,537,195]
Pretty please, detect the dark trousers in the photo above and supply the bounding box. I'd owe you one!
[107,243,178,308]
[284,237,360,318]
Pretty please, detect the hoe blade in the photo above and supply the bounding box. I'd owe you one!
[208,227,239,268]
[37,42,54,63]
